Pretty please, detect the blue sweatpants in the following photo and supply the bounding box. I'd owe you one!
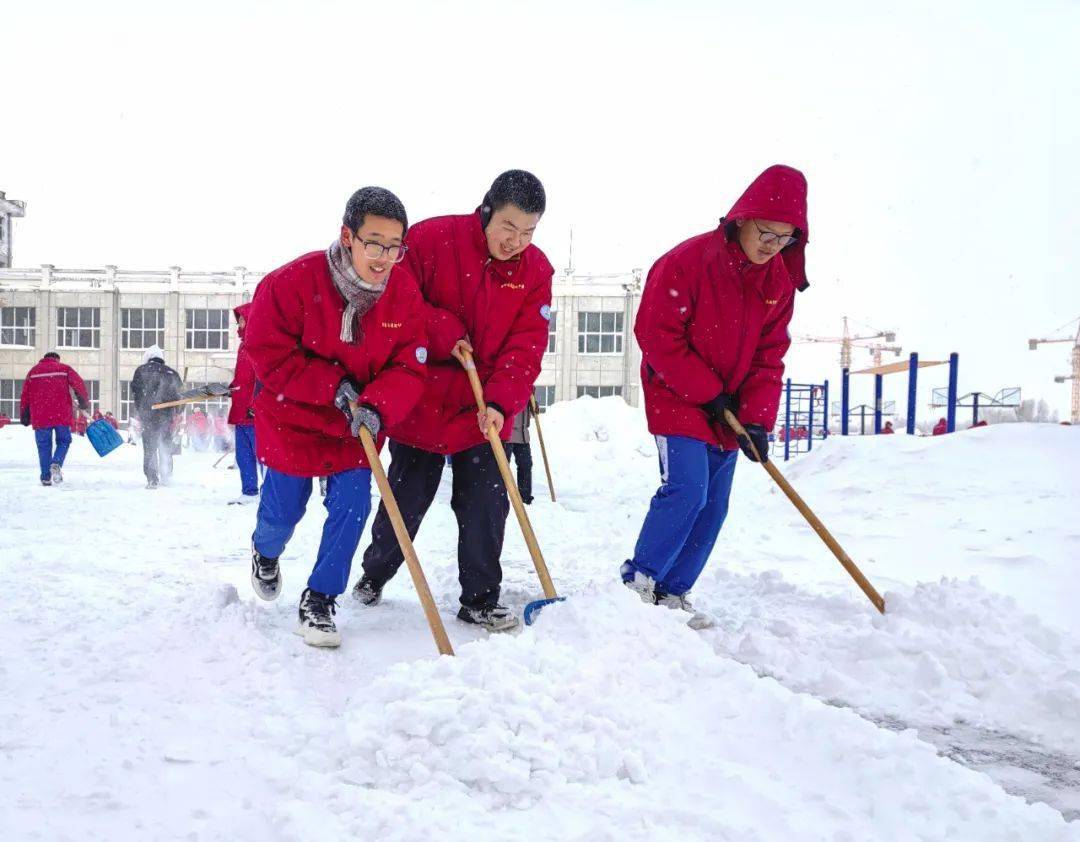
[35,426,73,481]
[234,425,259,496]
[625,435,738,596]
[252,466,372,596]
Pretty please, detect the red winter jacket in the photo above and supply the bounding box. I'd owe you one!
[245,250,428,477]
[228,302,256,426]
[20,356,90,430]
[636,165,809,450]
[933,418,947,436]
[386,211,554,455]
[188,410,209,434]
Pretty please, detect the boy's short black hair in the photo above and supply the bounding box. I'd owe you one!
[482,170,546,220]
[44,352,60,360]
[343,186,408,234]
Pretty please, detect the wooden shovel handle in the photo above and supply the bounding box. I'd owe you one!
[356,416,454,655]
[460,350,558,600]
[723,409,885,614]
[528,394,557,502]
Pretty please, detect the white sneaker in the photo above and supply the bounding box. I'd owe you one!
[50,463,63,485]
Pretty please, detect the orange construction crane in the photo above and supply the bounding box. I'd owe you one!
[1028,317,1080,424]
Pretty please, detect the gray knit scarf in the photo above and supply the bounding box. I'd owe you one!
[326,240,386,343]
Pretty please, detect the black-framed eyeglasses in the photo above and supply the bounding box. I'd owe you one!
[352,236,409,264]
[752,220,798,249]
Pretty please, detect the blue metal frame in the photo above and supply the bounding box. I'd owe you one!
[907,352,918,435]
[841,368,850,436]
[874,374,884,434]
[947,352,959,433]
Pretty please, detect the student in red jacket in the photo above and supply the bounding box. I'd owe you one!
[623,165,809,627]
[20,352,90,485]
[354,170,553,632]
[933,417,948,436]
[229,302,259,501]
[881,421,895,434]
[245,186,427,648]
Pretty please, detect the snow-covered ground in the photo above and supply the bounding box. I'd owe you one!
[1,402,1078,841]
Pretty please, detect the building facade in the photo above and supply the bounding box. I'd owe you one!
[0,264,644,423]
[0,192,28,269]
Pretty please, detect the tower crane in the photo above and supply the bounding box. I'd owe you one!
[796,316,898,370]
[1028,317,1080,424]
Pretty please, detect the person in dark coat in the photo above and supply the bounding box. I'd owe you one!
[20,351,90,485]
[354,170,553,633]
[624,165,810,627]
[244,186,427,648]
[504,407,533,504]
[131,344,184,489]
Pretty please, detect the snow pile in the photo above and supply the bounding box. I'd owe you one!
[702,571,1080,753]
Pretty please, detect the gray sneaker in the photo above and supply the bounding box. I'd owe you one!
[50,463,63,485]
[456,604,520,633]
[250,545,282,601]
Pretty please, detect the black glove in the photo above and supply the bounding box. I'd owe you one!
[20,406,31,427]
[333,379,361,422]
[701,392,738,423]
[735,423,770,463]
[349,405,381,439]
[246,407,255,419]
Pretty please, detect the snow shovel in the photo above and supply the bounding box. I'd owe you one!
[354,410,454,656]
[528,394,556,502]
[723,409,886,614]
[459,350,562,624]
[152,383,235,410]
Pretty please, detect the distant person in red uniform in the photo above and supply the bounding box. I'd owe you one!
[933,417,948,436]
[20,351,90,485]
[881,421,895,434]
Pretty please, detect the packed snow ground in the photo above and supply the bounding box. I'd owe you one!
[1,401,1078,841]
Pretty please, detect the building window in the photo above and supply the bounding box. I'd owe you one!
[56,307,101,349]
[546,311,558,354]
[120,381,134,422]
[1,307,36,347]
[122,308,166,349]
[0,379,24,419]
[185,309,230,350]
[576,385,623,399]
[534,385,555,410]
[83,380,101,415]
[577,311,624,354]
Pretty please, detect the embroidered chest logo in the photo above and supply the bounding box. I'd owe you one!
[381,321,403,329]
[765,299,779,306]
[500,282,526,290]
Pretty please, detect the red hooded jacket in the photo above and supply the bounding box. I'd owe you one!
[635,165,809,450]
[228,302,256,426]
[245,250,428,477]
[386,211,554,455]
[20,356,90,430]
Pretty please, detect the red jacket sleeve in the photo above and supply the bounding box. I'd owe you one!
[356,283,428,428]
[634,257,725,405]
[404,221,467,363]
[484,267,553,417]
[65,365,90,409]
[736,292,794,428]
[245,270,348,407]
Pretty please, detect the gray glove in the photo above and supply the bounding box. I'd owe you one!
[334,379,361,422]
[349,405,381,439]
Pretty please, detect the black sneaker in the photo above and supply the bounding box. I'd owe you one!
[250,544,282,601]
[351,574,384,606]
[40,478,52,487]
[456,604,520,633]
[296,588,341,647]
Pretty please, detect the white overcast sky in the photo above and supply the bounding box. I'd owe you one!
[4,0,1079,417]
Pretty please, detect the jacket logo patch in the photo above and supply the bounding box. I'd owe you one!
[765,299,779,306]
[381,321,403,329]
[415,346,428,364]
[540,304,552,321]
[500,283,526,290]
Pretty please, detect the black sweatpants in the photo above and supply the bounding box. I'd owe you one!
[362,440,510,609]
[504,442,534,503]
